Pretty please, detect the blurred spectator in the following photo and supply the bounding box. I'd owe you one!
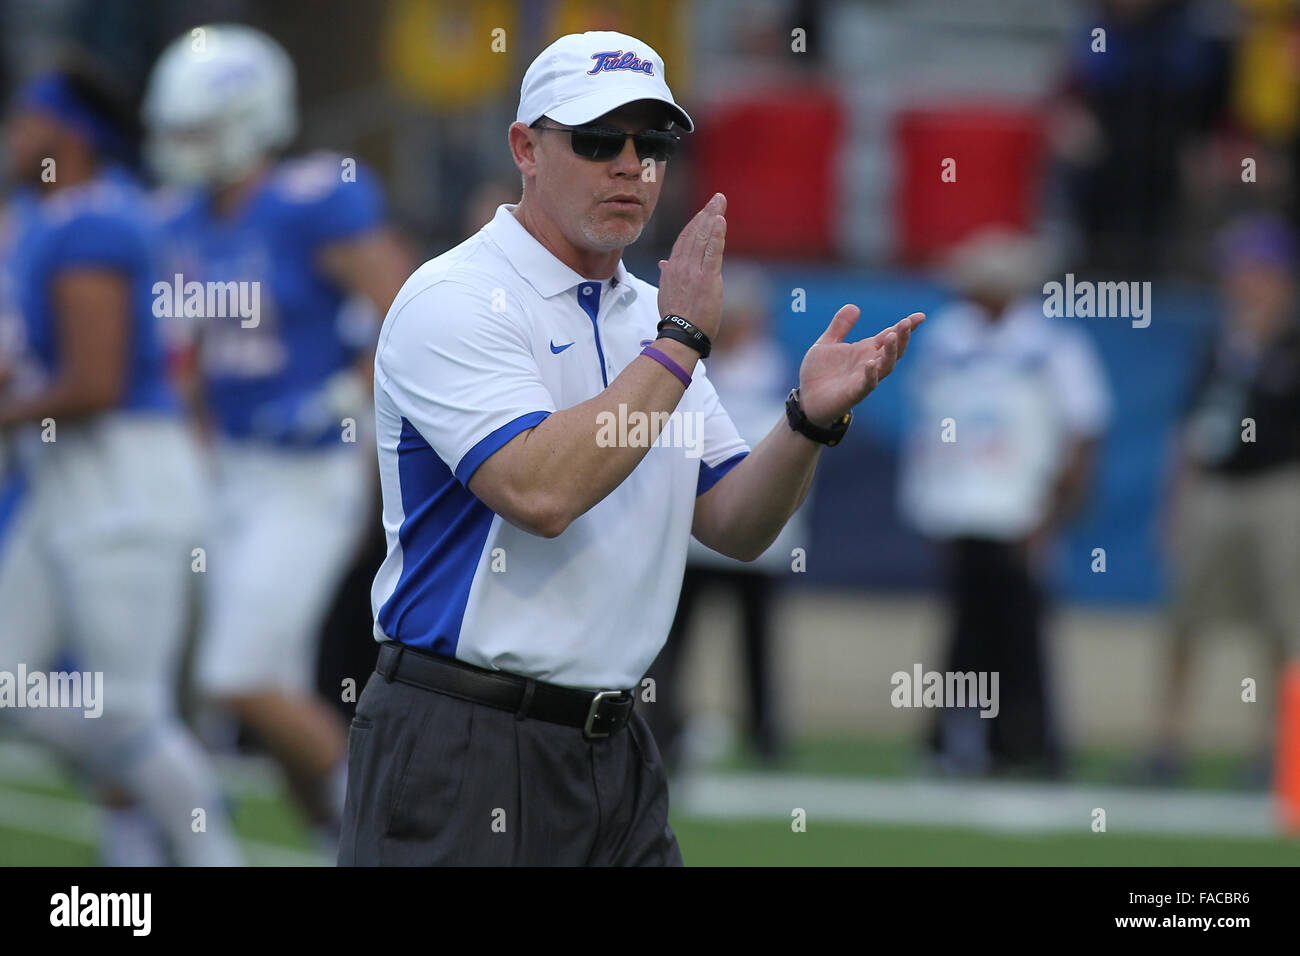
[1147,213,1300,783]
[899,229,1113,778]
[1051,0,1229,274]
[642,262,802,770]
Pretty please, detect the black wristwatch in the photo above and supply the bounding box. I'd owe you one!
[656,314,711,358]
[785,387,851,446]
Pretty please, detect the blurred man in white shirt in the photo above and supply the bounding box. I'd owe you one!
[900,230,1112,777]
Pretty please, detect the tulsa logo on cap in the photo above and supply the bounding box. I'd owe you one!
[516,30,694,132]
[587,50,654,76]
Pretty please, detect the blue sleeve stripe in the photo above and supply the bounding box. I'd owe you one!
[454,410,552,487]
[696,451,749,496]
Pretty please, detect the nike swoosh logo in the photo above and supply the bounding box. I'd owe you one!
[550,340,574,354]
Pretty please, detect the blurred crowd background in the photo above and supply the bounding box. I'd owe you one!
[1,0,1298,864]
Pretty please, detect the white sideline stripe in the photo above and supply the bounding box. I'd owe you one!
[0,785,323,866]
[673,772,1282,838]
[0,739,1283,839]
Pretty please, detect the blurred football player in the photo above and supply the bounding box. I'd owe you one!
[141,24,409,848]
[0,63,241,865]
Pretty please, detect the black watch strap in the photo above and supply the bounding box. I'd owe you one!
[785,387,851,446]
[657,314,711,358]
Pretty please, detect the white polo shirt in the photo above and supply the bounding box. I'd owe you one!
[370,204,750,690]
[899,299,1111,541]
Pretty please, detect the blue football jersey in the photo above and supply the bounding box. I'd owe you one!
[0,166,177,416]
[158,152,384,447]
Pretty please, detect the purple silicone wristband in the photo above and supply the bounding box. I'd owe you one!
[640,345,692,388]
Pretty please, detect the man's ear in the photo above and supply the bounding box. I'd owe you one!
[508,121,540,178]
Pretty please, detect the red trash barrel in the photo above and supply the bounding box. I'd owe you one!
[690,84,844,260]
[896,104,1045,266]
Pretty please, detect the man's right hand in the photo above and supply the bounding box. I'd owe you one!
[657,192,727,340]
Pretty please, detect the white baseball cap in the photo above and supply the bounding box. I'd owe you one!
[516,31,693,132]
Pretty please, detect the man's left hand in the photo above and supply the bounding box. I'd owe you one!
[797,306,924,426]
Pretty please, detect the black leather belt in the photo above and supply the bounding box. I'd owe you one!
[375,641,636,740]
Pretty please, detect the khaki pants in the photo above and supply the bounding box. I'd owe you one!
[1169,464,1300,657]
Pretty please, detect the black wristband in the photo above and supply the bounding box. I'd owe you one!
[656,314,711,359]
[785,387,851,446]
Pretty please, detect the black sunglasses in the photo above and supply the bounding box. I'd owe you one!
[534,122,680,163]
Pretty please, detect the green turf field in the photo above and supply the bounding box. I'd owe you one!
[2,735,1296,866]
[668,820,1300,866]
[5,824,1299,867]
[4,796,1297,866]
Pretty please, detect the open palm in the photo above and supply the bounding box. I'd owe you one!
[797,306,925,425]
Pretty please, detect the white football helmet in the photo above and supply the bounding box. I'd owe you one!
[142,24,297,186]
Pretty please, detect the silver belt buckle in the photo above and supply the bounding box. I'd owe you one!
[584,690,626,739]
